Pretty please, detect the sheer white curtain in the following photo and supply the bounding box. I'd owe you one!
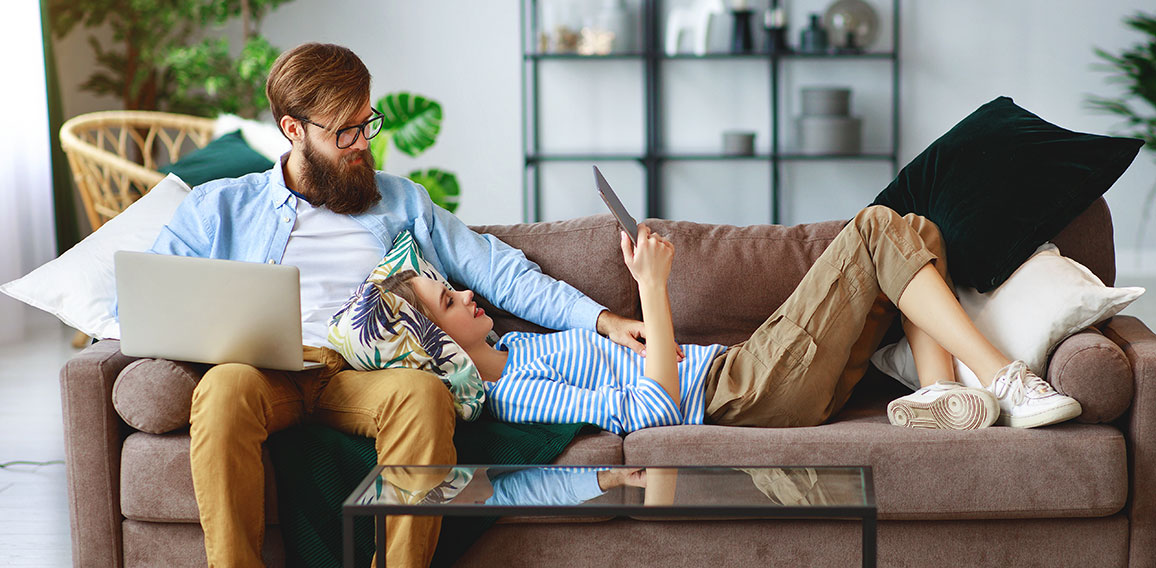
[0,1,57,343]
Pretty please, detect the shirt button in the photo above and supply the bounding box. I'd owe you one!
[283,216,291,223]
[267,259,276,264]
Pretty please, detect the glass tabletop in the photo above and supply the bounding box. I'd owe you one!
[344,465,875,518]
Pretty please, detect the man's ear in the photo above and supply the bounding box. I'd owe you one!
[279,115,305,142]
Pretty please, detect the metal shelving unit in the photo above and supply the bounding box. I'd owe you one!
[521,0,900,224]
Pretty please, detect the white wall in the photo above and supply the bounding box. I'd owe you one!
[52,0,1156,267]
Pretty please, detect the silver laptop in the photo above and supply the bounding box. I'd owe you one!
[115,251,325,371]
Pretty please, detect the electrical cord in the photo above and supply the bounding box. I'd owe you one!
[0,460,65,468]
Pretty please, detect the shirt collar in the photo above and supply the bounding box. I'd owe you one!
[268,153,296,207]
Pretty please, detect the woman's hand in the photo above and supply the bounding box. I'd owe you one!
[620,225,674,289]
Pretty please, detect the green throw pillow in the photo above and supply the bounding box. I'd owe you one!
[158,129,274,186]
[870,96,1142,293]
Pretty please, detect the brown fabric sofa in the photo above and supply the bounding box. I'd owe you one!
[61,197,1156,567]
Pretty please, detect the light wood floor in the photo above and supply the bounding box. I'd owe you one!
[0,308,76,567]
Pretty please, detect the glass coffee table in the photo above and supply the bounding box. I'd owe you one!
[343,464,876,568]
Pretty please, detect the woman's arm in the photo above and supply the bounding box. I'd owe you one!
[621,226,680,407]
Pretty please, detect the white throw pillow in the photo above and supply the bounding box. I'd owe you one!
[214,114,290,163]
[870,243,1144,391]
[0,174,191,339]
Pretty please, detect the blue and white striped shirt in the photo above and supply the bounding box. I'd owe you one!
[487,330,728,434]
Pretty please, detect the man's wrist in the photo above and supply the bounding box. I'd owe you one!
[595,309,611,335]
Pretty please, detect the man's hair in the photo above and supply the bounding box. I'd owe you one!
[376,270,435,320]
[266,43,371,139]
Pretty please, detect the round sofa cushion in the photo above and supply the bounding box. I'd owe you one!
[1047,326,1133,423]
[112,358,203,434]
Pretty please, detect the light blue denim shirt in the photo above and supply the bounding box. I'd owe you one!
[148,158,606,332]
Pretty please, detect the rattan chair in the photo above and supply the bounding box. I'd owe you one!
[60,110,216,231]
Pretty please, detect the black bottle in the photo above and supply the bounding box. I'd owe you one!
[800,13,828,53]
[731,9,755,53]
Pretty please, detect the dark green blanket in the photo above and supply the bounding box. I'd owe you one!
[267,418,592,568]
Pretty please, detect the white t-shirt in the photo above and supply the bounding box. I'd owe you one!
[281,196,384,347]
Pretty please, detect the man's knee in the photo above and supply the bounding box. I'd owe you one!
[196,364,263,401]
[370,368,456,422]
[192,364,269,425]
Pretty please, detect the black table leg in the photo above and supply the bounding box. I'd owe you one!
[863,511,877,568]
[343,511,354,568]
[376,514,387,567]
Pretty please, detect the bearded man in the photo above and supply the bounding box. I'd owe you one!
[148,43,646,568]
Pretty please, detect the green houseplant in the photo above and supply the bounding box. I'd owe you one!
[1088,11,1156,246]
[372,92,462,213]
[48,0,289,118]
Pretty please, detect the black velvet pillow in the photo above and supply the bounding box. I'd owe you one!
[871,96,1142,292]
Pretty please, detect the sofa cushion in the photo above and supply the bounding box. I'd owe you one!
[457,516,1130,568]
[113,358,203,434]
[120,432,279,524]
[870,96,1142,293]
[644,217,846,346]
[1048,327,1133,423]
[470,215,640,334]
[622,420,1126,520]
[122,520,285,568]
[550,430,625,465]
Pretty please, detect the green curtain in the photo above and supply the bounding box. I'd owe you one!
[40,0,81,253]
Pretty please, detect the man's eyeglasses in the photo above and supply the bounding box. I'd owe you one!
[295,109,385,149]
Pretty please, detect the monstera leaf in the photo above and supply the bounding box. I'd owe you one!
[369,92,461,213]
[372,92,442,164]
[408,168,461,213]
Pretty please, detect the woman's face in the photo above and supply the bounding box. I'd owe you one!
[410,276,493,347]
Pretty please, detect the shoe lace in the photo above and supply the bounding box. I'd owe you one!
[991,361,1056,405]
[991,361,1028,405]
[1022,373,1057,398]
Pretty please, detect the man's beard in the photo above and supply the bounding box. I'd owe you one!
[298,137,381,215]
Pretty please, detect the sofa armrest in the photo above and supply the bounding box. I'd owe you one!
[60,339,139,568]
[1100,315,1156,568]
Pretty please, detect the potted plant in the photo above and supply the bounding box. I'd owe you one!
[1087,11,1156,248]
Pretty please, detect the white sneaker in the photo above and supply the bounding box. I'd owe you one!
[887,381,999,430]
[986,361,1082,428]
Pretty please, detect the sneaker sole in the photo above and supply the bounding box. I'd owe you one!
[996,400,1083,428]
[887,391,998,430]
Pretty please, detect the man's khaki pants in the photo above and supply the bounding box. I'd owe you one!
[189,346,456,568]
[704,205,952,427]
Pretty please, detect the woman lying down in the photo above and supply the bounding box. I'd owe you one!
[383,206,1081,434]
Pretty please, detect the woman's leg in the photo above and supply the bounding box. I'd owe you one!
[703,205,953,427]
[896,264,1010,387]
[903,315,957,387]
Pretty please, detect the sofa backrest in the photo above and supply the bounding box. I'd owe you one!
[471,197,1115,346]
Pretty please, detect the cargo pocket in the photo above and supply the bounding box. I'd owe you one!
[762,314,819,381]
[713,314,819,427]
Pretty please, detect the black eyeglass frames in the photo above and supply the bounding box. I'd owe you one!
[295,109,385,149]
